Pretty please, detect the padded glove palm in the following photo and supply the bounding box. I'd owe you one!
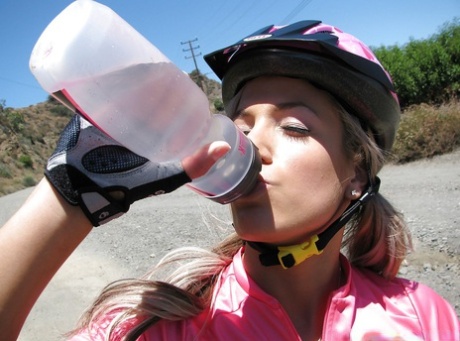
[45,115,191,226]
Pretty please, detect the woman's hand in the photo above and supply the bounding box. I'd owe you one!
[182,140,230,179]
[44,115,230,226]
[0,115,229,340]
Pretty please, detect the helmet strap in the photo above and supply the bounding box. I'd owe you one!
[246,177,380,269]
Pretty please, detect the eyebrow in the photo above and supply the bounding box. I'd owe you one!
[235,101,317,118]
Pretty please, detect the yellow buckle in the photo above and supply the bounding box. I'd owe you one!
[277,235,323,269]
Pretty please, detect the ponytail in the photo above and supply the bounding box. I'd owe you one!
[343,193,410,279]
[336,100,412,279]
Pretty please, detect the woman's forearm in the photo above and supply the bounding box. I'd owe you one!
[0,178,92,340]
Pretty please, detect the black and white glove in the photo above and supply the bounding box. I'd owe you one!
[45,115,191,226]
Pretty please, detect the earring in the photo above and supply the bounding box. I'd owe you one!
[351,189,359,197]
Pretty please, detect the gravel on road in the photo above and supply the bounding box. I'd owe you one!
[0,149,458,340]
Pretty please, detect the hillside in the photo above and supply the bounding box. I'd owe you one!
[0,73,222,196]
[0,100,73,196]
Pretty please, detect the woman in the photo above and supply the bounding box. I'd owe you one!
[0,20,458,340]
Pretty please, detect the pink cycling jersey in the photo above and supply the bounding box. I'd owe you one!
[71,249,459,340]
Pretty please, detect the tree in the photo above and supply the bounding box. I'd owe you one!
[374,18,460,108]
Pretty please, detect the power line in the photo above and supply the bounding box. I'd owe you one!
[198,0,248,43]
[280,0,314,25]
[0,76,41,90]
[210,0,260,39]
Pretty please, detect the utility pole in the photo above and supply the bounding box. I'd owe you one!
[181,38,205,92]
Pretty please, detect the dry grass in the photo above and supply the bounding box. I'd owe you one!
[391,99,460,163]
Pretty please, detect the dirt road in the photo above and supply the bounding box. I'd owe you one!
[0,149,458,340]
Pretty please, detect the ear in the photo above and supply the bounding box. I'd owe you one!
[345,164,368,200]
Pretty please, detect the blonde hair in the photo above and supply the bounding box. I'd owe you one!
[69,234,243,341]
[335,100,412,279]
[69,84,412,340]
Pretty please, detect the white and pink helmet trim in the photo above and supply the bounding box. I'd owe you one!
[205,20,402,150]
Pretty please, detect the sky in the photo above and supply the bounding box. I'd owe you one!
[0,0,458,109]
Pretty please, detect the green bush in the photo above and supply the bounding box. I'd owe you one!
[0,163,12,178]
[213,98,224,112]
[374,18,460,108]
[0,102,25,132]
[49,104,73,117]
[6,110,25,132]
[22,176,36,187]
[19,154,34,169]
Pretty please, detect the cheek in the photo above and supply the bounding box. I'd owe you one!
[277,142,347,206]
[279,141,339,183]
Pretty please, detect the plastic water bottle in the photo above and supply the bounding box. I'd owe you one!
[29,0,261,204]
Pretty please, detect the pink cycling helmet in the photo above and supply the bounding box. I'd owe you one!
[204,20,401,151]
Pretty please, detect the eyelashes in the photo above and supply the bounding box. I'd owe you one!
[237,124,311,138]
[281,125,310,136]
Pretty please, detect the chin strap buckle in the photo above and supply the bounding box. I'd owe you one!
[247,177,382,269]
[277,235,323,269]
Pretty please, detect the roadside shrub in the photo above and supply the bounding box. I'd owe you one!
[391,100,460,163]
[213,98,224,112]
[19,154,34,169]
[0,163,12,178]
[6,110,25,132]
[0,108,25,133]
[22,176,36,187]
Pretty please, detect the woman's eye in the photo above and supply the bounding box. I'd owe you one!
[236,125,251,135]
[282,125,310,136]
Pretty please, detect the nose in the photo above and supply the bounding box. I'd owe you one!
[246,122,273,165]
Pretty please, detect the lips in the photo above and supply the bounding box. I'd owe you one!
[240,174,268,199]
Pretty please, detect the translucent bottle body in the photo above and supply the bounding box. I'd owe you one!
[30,0,260,203]
[51,62,212,162]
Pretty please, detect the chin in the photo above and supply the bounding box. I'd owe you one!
[232,216,275,240]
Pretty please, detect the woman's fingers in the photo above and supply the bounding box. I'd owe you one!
[181,141,230,179]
